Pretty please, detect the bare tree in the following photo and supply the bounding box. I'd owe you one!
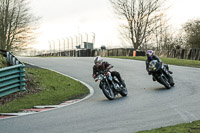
[0,0,40,51]
[182,18,200,49]
[109,0,168,49]
[153,15,172,50]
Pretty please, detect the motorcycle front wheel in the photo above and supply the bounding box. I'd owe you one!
[102,85,114,100]
[160,75,171,89]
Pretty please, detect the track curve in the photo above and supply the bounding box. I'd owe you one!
[1,57,200,133]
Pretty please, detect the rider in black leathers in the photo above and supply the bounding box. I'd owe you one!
[145,50,172,80]
[146,50,162,75]
[92,56,125,87]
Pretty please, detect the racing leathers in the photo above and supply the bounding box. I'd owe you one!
[145,55,162,75]
[92,61,124,86]
[145,55,172,75]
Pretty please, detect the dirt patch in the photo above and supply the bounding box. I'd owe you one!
[0,55,8,68]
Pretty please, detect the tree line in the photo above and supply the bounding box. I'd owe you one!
[0,0,199,52]
[109,0,200,50]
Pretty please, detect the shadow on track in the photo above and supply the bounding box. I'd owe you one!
[151,85,175,91]
[101,95,128,102]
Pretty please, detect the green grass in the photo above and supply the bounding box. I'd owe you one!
[109,56,147,61]
[0,67,89,113]
[109,56,200,68]
[137,120,200,133]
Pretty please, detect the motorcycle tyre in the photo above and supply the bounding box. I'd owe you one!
[169,75,175,87]
[102,85,115,100]
[119,87,128,97]
[119,81,128,97]
[160,75,171,89]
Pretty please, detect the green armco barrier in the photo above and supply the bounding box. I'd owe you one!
[0,64,26,97]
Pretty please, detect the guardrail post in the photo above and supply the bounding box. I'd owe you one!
[13,56,15,65]
[16,60,19,65]
[6,52,9,62]
[19,65,26,91]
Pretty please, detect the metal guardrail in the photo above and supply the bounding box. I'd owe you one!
[0,50,26,97]
[0,64,26,97]
[0,49,22,65]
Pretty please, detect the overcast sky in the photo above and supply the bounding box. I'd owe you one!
[30,0,200,50]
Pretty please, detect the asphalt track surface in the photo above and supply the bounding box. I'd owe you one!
[1,57,200,133]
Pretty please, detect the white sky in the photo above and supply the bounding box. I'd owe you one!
[30,0,200,50]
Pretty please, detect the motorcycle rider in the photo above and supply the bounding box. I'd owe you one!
[145,50,172,80]
[92,56,125,87]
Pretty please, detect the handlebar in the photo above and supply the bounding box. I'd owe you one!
[105,65,113,72]
[108,65,114,69]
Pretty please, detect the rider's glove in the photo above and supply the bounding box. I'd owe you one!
[93,74,96,79]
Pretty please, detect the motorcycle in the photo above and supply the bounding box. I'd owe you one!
[95,67,128,100]
[148,60,175,89]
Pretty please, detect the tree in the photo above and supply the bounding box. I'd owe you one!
[183,18,200,49]
[0,0,39,51]
[171,29,187,49]
[109,0,168,49]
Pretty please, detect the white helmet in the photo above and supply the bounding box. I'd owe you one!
[94,56,103,66]
[146,50,154,59]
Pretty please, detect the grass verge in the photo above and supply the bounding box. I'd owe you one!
[137,120,200,133]
[109,56,200,68]
[0,66,89,113]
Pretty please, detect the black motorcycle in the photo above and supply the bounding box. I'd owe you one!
[148,60,175,89]
[95,67,128,100]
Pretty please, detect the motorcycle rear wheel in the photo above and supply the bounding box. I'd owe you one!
[169,75,175,86]
[119,87,128,97]
[119,81,128,97]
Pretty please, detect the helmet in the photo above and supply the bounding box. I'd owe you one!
[94,56,103,66]
[146,50,154,60]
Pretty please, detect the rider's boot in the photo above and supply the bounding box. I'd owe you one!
[168,70,173,74]
[165,64,173,74]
